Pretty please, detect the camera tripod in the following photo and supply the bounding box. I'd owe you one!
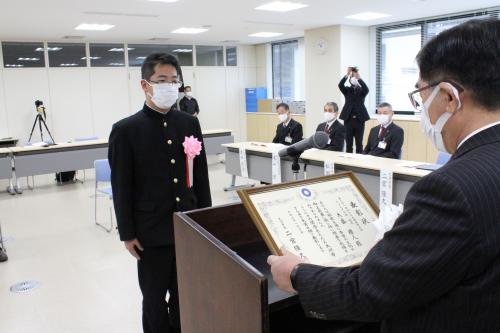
[28,111,55,144]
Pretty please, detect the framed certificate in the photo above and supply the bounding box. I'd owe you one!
[238,172,379,267]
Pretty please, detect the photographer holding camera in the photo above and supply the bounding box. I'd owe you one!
[338,66,370,153]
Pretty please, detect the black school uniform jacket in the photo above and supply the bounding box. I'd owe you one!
[108,104,212,246]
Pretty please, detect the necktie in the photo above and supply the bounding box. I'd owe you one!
[378,126,385,139]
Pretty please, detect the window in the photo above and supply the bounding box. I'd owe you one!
[2,42,45,68]
[89,43,126,67]
[196,46,224,66]
[47,43,86,67]
[272,40,298,100]
[226,47,237,66]
[128,44,194,67]
[376,8,499,113]
[378,26,421,113]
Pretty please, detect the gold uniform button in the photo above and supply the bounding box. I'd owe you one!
[175,197,180,202]
[167,140,172,145]
[173,178,178,183]
[171,159,175,164]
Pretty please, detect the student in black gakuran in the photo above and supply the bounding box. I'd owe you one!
[179,85,200,116]
[272,102,303,145]
[108,53,212,333]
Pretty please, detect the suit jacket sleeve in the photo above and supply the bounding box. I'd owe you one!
[292,122,304,144]
[358,79,369,97]
[332,125,346,151]
[380,128,404,159]
[179,98,186,112]
[193,118,212,208]
[338,76,348,95]
[109,124,136,241]
[195,99,200,114]
[294,173,476,322]
[363,128,375,154]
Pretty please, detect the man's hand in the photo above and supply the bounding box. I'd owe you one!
[194,112,198,117]
[124,239,144,260]
[267,248,306,294]
[346,67,352,76]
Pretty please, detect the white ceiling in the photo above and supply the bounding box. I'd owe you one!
[0,0,498,45]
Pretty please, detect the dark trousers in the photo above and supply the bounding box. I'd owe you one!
[345,118,365,154]
[138,246,180,333]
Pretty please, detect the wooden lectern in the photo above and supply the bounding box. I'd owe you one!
[174,203,372,333]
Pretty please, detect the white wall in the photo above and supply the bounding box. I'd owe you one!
[0,45,256,143]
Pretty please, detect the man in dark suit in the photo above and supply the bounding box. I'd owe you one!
[268,19,500,332]
[109,53,212,333]
[179,85,200,116]
[272,102,303,145]
[316,102,346,152]
[339,67,370,154]
[363,102,404,159]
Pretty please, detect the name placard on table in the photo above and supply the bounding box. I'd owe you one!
[238,173,379,267]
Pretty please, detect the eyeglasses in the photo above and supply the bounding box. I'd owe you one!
[148,79,183,89]
[408,80,463,112]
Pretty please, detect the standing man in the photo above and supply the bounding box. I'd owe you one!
[272,102,303,145]
[109,53,212,333]
[363,102,404,159]
[339,67,370,153]
[268,19,500,332]
[316,102,346,152]
[179,85,200,117]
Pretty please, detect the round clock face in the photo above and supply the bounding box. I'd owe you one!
[316,38,327,54]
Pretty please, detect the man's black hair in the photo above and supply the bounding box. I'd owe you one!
[276,102,290,111]
[417,19,500,111]
[141,53,183,88]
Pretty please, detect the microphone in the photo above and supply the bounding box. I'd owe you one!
[278,132,329,157]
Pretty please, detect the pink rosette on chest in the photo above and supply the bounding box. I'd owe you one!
[183,135,202,187]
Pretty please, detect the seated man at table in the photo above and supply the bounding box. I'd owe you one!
[363,102,404,159]
[316,102,346,152]
[272,103,303,146]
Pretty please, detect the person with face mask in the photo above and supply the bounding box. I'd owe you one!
[108,53,212,333]
[316,102,346,152]
[267,19,500,332]
[363,102,404,159]
[272,102,303,146]
[179,85,200,117]
[338,67,370,154]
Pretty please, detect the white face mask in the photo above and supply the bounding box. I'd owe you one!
[147,81,179,110]
[185,91,193,97]
[324,112,336,122]
[350,77,359,86]
[377,114,390,126]
[278,114,288,123]
[420,83,461,153]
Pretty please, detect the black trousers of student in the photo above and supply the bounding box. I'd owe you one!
[345,117,366,154]
[138,246,180,333]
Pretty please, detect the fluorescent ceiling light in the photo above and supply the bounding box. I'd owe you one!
[81,56,101,60]
[345,12,391,20]
[171,27,208,34]
[108,47,135,52]
[136,56,147,60]
[147,0,179,2]
[255,1,308,12]
[109,63,124,66]
[172,49,192,53]
[35,47,62,52]
[5,64,24,67]
[18,57,40,61]
[75,23,115,31]
[249,32,284,38]
[60,63,78,67]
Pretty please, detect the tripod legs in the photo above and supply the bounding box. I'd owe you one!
[28,114,55,144]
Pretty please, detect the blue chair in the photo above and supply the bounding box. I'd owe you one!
[75,136,99,182]
[436,152,451,165]
[94,159,113,232]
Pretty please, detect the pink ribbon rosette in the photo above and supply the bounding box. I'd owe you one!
[183,135,202,188]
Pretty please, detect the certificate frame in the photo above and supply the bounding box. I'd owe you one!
[238,172,379,257]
